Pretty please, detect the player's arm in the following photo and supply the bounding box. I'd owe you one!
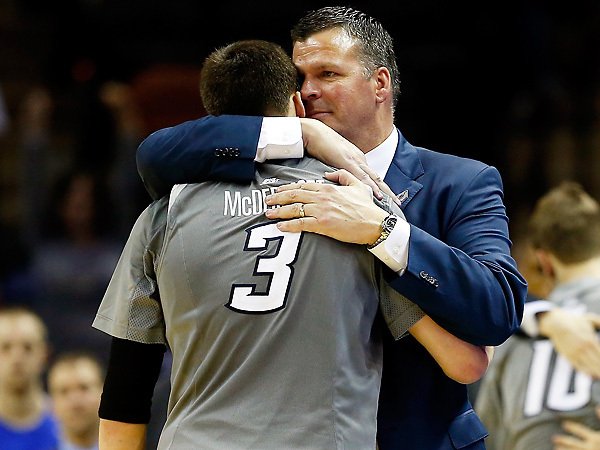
[98,338,166,450]
[99,420,146,450]
[409,316,493,384]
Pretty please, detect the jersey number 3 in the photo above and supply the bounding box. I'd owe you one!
[227,223,303,313]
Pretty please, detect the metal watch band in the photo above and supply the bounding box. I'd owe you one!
[368,214,398,249]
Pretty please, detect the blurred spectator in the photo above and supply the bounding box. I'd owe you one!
[48,352,103,450]
[30,169,121,364]
[98,80,151,235]
[0,306,60,449]
[17,86,70,246]
[475,182,600,449]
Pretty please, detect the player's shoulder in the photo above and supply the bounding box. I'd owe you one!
[129,197,169,242]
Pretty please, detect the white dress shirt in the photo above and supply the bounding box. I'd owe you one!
[255,118,409,273]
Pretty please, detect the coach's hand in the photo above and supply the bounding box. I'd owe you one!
[265,169,388,245]
[300,118,397,203]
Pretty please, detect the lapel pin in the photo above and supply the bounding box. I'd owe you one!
[397,190,409,205]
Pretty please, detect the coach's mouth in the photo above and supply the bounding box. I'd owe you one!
[306,110,331,119]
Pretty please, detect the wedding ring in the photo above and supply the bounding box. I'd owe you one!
[299,204,305,218]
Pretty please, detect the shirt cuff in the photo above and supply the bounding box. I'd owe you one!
[519,299,555,337]
[368,218,410,274]
[255,117,303,162]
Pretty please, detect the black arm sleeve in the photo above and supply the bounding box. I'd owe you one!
[98,337,167,424]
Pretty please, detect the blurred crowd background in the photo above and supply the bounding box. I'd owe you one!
[0,0,600,446]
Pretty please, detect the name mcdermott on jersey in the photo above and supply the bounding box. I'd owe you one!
[224,178,326,217]
[224,188,278,217]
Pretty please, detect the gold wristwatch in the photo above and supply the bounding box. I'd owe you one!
[368,214,398,249]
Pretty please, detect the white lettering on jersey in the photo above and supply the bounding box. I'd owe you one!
[224,188,277,217]
[227,222,303,313]
[223,179,326,217]
[524,339,593,416]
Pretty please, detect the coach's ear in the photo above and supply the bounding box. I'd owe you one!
[292,91,305,118]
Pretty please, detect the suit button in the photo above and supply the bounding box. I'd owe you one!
[420,271,439,288]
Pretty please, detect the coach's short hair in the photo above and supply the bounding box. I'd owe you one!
[528,182,600,264]
[200,40,298,117]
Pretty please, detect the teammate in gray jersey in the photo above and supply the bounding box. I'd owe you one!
[95,40,491,449]
[476,182,600,450]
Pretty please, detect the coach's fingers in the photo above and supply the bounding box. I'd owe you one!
[275,182,324,193]
[265,189,318,207]
[266,203,313,220]
[275,217,319,233]
[324,169,400,205]
[323,169,361,186]
[346,163,383,199]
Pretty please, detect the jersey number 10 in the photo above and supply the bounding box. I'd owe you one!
[524,339,593,416]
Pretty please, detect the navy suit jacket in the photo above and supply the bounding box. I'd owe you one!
[137,115,527,449]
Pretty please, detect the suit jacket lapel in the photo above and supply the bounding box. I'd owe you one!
[383,130,424,210]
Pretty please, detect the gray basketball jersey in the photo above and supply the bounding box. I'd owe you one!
[93,157,422,449]
[475,277,600,450]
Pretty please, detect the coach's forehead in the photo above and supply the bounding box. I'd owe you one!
[293,28,360,66]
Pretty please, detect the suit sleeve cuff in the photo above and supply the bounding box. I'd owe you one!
[255,117,303,162]
[519,299,555,337]
[368,218,410,274]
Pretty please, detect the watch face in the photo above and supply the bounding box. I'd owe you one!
[383,216,397,233]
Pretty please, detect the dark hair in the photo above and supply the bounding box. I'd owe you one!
[291,6,400,106]
[528,182,600,263]
[199,40,298,116]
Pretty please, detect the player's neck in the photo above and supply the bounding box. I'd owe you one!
[555,255,600,286]
[0,382,45,425]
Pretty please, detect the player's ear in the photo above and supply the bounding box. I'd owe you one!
[534,249,555,280]
[292,91,305,118]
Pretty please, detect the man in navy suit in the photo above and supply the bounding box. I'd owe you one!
[136,7,527,449]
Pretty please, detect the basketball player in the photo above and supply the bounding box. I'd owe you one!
[475,182,600,449]
[95,40,490,449]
